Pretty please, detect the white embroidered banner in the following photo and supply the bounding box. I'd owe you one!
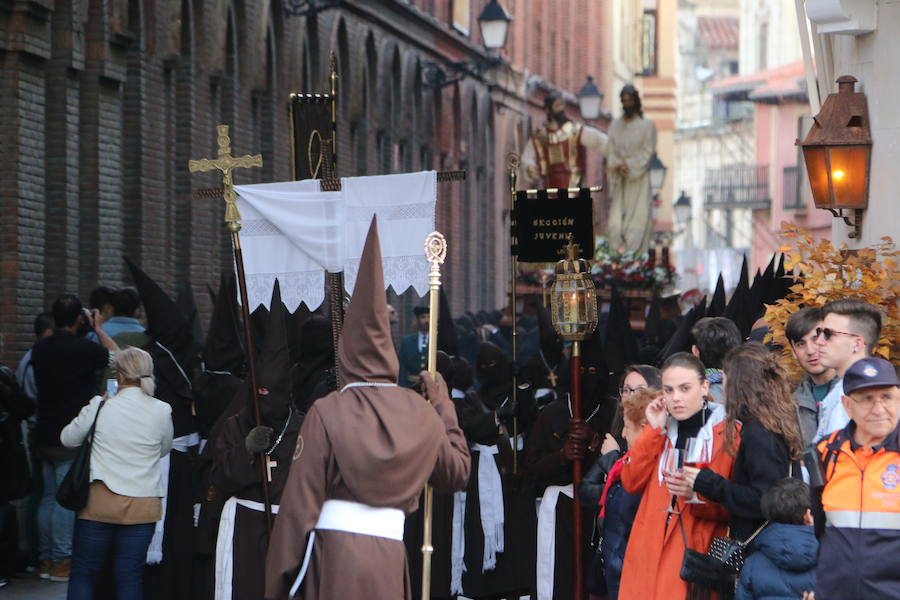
[235,171,436,311]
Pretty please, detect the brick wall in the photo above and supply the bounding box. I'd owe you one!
[1,0,546,364]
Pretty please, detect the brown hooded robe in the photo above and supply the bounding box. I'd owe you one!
[265,216,471,600]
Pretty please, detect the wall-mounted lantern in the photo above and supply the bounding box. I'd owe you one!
[798,75,872,238]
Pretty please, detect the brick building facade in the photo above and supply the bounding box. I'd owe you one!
[0,0,616,363]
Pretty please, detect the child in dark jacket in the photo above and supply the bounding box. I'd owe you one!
[736,478,817,600]
[579,388,658,600]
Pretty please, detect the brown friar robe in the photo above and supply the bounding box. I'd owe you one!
[264,216,471,600]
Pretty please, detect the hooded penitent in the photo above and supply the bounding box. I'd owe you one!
[437,287,460,357]
[290,314,335,415]
[604,285,640,379]
[124,257,195,437]
[476,341,511,409]
[657,297,708,363]
[523,307,566,398]
[265,216,470,600]
[724,256,751,337]
[256,280,293,426]
[176,281,205,359]
[194,272,246,435]
[706,274,726,318]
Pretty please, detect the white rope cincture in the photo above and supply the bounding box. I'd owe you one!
[340,381,399,392]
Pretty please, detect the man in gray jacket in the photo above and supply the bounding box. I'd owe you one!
[785,307,838,445]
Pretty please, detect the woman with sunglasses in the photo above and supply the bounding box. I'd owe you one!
[618,352,735,600]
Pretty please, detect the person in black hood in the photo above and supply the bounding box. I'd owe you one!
[192,272,249,598]
[451,341,537,598]
[209,280,303,600]
[194,272,246,437]
[522,305,617,600]
[290,314,335,415]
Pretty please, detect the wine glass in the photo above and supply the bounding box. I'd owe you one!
[660,447,683,513]
[683,437,710,504]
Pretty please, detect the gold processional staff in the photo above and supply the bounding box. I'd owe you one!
[421,230,447,600]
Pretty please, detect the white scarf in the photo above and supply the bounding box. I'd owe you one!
[657,402,726,485]
[472,444,505,571]
[536,484,574,600]
[450,491,468,595]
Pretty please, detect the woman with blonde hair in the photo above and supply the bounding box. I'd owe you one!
[61,347,173,600]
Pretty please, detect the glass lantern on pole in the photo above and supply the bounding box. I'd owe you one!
[549,234,597,600]
[550,236,598,342]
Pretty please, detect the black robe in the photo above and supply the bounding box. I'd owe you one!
[452,387,537,599]
[522,395,617,600]
[210,407,302,600]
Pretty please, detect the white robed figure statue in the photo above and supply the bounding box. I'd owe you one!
[605,84,657,254]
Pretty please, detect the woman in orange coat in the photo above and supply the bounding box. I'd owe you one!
[619,352,737,600]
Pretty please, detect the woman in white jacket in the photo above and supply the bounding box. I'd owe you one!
[61,347,173,600]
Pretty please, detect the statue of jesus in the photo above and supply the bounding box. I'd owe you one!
[605,85,657,254]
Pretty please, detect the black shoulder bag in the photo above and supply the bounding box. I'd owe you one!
[56,400,106,511]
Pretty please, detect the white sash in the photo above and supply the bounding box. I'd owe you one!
[289,499,406,597]
[450,491,468,595]
[472,443,505,571]
[146,432,200,565]
[536,484,573,600]
[215,497,280,600]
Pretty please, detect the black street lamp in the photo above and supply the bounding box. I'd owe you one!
[674,190,692,225]
[423,0,513,89]
[576,76,603,121]
[478,0,513,50]
[649,153,667,196]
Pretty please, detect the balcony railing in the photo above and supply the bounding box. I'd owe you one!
[782,165,804,210]
[703,164,770,210]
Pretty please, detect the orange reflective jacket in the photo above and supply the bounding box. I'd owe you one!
[815,423,900,599]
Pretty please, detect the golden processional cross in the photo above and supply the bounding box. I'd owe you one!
[188,124,263,226]
[188,124,275,533]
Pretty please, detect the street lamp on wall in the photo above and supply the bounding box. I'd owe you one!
[798,75,872,239]
[649,153,667,196]
[576,76,604,121]
[423,0,512,88]
[478,0,513,50]
[674,190,692,226]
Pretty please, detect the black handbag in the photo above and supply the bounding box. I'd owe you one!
[707,520,769,575]
[56,400,106,511]
[677,513,737,588]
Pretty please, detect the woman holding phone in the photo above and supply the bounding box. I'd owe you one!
[61,347,173,600]
[618,352,737,600]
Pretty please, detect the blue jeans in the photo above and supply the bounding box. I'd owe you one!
[37,457,75,562]
[68,519,154,600]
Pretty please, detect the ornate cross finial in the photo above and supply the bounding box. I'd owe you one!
[188,124,262,229]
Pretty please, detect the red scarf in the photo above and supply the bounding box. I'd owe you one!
[599,452,629,518]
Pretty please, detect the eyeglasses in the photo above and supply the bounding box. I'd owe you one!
[814,327,861,342]
[620,385,648,396]
[849,394,900,409]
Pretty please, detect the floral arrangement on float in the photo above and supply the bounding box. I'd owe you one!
[517,237,677,293]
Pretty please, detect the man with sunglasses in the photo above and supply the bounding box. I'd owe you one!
[814,357,900,600]
[811,299,884,443]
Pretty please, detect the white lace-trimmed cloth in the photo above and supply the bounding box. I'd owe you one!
[234,171,437,311]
